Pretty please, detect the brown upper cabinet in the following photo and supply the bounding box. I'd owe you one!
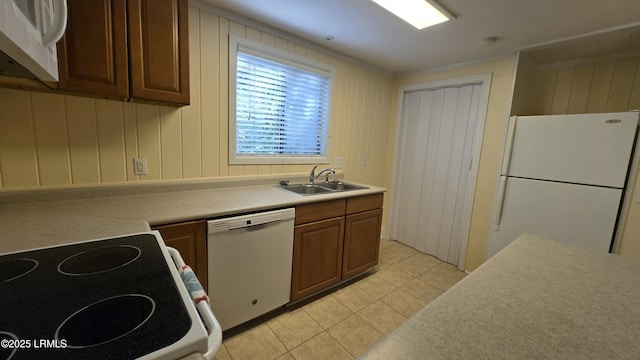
[56,0,189,106]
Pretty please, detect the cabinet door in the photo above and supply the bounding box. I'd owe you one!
[57,0,129,98]
[343,209,382,279]
[291,217,344,301]
[127,0,189,104]
[153,220,207,290]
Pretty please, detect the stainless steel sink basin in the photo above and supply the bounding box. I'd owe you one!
[282,181,368,196]
[284,184,333,195]
[317,181,367,191]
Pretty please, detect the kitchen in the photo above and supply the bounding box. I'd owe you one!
[1,0,640,359]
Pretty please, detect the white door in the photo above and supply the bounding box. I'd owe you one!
[390,83,484,266]
[487,177,622,259]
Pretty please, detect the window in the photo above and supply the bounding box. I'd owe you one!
[229,35,334,164]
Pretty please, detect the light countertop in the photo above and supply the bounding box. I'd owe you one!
[359,233,640,360]
[0,175,385,254]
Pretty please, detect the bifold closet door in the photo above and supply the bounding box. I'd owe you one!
[391,84,481,265]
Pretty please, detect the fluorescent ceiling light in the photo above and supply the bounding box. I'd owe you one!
[370,0,452,30]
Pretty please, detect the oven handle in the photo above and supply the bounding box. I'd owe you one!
[167,247,222,360]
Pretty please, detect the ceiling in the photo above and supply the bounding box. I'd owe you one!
[202,0,640,74]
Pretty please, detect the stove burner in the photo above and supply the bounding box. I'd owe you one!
[0,332,17,360]
[55,294,155,348]
[58,245,141,275]
[0,259,38,283]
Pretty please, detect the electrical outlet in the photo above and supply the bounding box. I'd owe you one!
[133,157,148,175]
[361,155,368,166]
[335,157,343,169]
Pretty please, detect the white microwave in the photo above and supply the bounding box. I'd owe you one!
[0,0,67,81]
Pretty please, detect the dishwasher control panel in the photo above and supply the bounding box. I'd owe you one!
[207,208,295,233]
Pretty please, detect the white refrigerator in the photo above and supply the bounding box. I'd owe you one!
[486,111,639,259]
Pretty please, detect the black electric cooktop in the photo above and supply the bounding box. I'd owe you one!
[0,234,192,360]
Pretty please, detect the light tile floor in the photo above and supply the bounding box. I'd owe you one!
[216,239,467,360]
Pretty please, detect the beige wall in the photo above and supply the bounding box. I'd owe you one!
[0,6,393,190]
[514,55,640,115]
[385,56,518,271]
[511,54,640,260]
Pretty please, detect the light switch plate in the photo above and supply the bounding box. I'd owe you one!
[335,157,343,169]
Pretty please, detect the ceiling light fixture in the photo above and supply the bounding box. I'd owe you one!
[370,0,453,30]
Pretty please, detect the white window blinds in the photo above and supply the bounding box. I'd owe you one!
[233,46,331,163]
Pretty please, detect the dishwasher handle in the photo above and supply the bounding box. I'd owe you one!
[228,212,282,230]
[208,208,295,233]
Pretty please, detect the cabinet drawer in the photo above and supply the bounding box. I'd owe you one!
[295,199,346,225]
[346,193,384,215]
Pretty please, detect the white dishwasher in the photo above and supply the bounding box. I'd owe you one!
[207,208,295,331]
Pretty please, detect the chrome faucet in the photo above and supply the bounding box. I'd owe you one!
[309,165,335,184]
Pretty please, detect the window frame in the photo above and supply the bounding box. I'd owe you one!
[228,35,335,165]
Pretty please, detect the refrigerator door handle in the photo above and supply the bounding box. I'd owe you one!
[500,116,518,175]
[494,175,508,230]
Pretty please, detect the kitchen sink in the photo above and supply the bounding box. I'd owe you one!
[284,184,333,195]
[282,181,368,196]
[317,181,367,191]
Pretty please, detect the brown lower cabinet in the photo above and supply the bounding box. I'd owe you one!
[152,220,207,290]
[291,217,345,301]
[290,193,383,301]
[343,208,383,279]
